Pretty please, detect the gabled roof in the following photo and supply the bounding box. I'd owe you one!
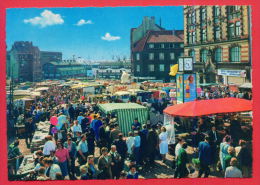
[132,30,184,52]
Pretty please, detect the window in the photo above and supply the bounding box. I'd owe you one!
[192,31,196,43]
[200,49,208,63]
[228,24,235,39]
[136,65,140,72]
[159,53,164,60]
[227,6,241,20]
[192,11,196,24]
[214,6,220,17]
[201,7,206,21]
[214,48,222,62]
[201,29,207,42]
[149,53,154,60]
[159,64,165,72]
[188,32,192,44]
[149,44,154,49]
[169,43,175,48]
[235,21,241,36]
[148,64,154,72]
[215,26,221,40]
[170,52,175,60]
[160,44,165,48]
[180,44,184,48]
[188,13,191,24]
[180,52,184,57]
[136,53,140,61]
[189,50,195,58]
[230,46,241,62]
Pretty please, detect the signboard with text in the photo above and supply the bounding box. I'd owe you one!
[217,69,246,77]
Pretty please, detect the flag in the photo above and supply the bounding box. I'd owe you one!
[169,64,179,76]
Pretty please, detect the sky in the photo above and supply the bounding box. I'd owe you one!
[6,6,183,61]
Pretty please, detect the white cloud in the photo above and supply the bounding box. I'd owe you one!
[76,19,93,26]
[24,10,64,27]
[101,33,121,41]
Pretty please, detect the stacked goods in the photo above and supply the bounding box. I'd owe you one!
[17,154,35,175]
[30,121,50,152]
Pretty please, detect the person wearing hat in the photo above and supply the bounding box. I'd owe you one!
[225,157,242,178]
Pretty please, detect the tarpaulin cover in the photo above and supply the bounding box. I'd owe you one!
[164,98,252,117]
[98,103,148,135]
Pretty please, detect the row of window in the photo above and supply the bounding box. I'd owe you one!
[188,21,241,44]
[187,6,241,26]
[187,6,242,44]
[136,64,166,72]
[135,52,184,61]
[148,43,184,49]
[188,46,241,63]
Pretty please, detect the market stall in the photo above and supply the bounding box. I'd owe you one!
[98,103,148,135]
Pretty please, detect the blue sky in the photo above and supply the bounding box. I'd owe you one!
[6,6,183,61]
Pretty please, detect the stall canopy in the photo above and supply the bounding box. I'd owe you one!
[98,103,148,135]
[164,98,252,117]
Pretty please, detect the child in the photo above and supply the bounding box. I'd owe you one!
[126,165,139,179]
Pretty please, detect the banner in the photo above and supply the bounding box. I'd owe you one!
[176,74,183,104]
[184,74,197,102]
[217,69,246,77]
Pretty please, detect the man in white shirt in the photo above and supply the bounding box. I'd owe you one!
[71,120,82,138]
[43,135,56,156]
[225,157,243,178]
[44,158,61,180]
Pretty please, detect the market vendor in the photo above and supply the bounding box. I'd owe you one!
[8,139,24,175]
[131,118,141,131]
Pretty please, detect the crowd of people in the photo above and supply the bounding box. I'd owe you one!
[7,84,253,180]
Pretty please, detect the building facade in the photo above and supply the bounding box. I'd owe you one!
[7,41,42,82]
[131,17,184,82]
[40,51,62,66]
[42,61,89,80]
[91,61,131,79]
[184,6,252,85]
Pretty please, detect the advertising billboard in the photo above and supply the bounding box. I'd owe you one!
[176,74,183,104]
[183,74,197,102]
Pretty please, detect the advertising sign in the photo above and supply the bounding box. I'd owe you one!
[176,74,183,104]
[183,74,197,102]
[217,69,246,77]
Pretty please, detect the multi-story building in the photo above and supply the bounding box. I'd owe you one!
[131,16,184,82]
[40,51,62,66]
[42,61,89,80]
[91,61,131,79]
[7,41,42,82]
[184,5,252,85]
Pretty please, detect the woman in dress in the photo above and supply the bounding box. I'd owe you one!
[159,127,168,163]
[219,135,231,171]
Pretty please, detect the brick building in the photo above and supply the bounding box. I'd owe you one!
[184,6,252,85]
[7,41,42,82]
[131,17,184,82]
